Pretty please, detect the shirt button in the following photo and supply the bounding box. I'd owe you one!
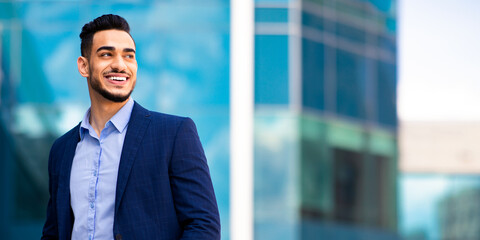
[90,202,94,209]
[93,171,97,176]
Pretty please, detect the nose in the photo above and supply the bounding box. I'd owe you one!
[110,55,127,72]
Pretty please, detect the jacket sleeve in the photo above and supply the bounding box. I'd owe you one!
[41,143,59,240]
[169,117,221,240]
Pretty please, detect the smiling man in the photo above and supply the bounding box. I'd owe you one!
[41,14,220,240]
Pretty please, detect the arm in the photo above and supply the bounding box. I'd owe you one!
[41,145,59,240]
[169,118,221,240]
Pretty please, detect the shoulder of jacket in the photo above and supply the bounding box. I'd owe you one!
[51,123,80,150]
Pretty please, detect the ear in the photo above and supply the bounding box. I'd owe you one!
[77,56,90,78]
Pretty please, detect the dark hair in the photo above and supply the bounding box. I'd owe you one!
[80,14,132,58]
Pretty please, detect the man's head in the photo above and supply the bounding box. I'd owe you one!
[77,14,137,103]
[80,14,132,59]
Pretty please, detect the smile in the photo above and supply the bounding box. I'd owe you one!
[108,76,127,81]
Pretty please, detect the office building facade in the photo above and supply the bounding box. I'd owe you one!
[254,0,397,239]
[0,0,397,239]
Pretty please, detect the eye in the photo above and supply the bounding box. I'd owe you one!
[125,54,135,59]
[100,52,112,57]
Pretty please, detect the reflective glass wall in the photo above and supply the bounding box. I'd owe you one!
[254,0,398,239]
[0,1,230,239]
[1,0,399,239]
[400,175,480,240]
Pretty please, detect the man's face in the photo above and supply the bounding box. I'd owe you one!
[79,29,137,103]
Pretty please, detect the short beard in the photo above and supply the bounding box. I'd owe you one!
[89,75,134,103]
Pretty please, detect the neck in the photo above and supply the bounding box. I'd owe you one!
[89,96,129,137]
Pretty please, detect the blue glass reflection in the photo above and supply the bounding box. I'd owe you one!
[400,174,480,240]
[0,1,231,239]
[255,35,289,105]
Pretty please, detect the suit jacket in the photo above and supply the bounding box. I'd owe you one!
[41,102,221,240]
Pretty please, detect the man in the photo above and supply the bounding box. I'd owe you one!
[41,14,220,240]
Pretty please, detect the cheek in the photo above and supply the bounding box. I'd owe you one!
[129,62,138,72]
[90,60,109,73]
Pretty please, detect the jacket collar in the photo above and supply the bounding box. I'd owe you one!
[114,101,152,214]
[57,101,151,237]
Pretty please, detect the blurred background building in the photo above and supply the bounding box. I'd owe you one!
[1,0,398,239]
[399,122,480,240]
[0,1,232,239]
[253,0,397,239]
[437,187,480,240]
[4,0,478,240]
[398,1,480,240]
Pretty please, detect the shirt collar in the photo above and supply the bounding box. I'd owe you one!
[79,98,135,139]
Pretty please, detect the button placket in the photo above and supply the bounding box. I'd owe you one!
[86,139,102,239]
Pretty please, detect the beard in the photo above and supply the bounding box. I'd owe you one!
[88,74,134,103]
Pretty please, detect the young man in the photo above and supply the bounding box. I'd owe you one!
[41,14,220,240]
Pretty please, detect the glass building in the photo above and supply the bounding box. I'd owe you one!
[0,1,230,239]
[0,0,397,239]
[254,0,397,239]
[399,122,480,240]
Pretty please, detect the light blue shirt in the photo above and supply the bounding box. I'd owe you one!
[70,98,134,240]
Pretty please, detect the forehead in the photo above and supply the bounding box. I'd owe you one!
[91,29,135,50]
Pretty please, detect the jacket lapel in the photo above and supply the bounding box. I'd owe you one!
[57,124,80,238]
[115,102,151,213]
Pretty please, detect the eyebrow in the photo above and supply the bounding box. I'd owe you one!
[96,46,136,53]
[124,48,136,53]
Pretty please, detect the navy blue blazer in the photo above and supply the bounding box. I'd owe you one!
[41,102,220,240]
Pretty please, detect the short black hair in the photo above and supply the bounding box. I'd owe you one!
[80,14,132,58]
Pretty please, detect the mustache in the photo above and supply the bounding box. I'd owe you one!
[104,70,131,76]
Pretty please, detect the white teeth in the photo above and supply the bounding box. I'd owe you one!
[108,76,127,81]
